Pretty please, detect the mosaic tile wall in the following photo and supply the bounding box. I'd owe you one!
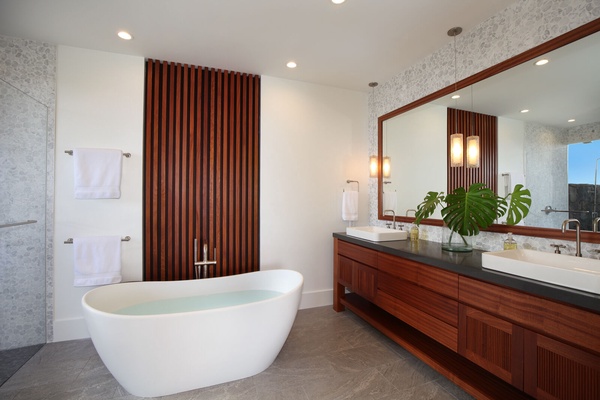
[0,35,56,347]
[368,0,600,256]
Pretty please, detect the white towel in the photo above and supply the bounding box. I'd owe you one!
[342,190,359,221]
[73,236,122,287]
[74,148,123,199]
[383,191,397,213]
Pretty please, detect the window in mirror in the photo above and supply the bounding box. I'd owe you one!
[567,140,600,230]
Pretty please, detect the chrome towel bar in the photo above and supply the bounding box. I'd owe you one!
[65,150,131,158]
[64,236,131,244]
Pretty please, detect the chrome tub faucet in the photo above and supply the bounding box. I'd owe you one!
[194,238,217,278]
[561,219,582,257]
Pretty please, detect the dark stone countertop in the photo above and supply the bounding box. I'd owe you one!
[333,233,600,314]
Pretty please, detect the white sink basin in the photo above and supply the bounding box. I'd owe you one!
[346,226,408,242]
[482,249,600,294]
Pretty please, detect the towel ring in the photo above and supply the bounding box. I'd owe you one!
[345,180,359,192]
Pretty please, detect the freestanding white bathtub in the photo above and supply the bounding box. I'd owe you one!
[82,269,303,397]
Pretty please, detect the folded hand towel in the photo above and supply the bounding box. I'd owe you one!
[74,148,123,199]
[342,190,359,221]
[73,236,122,287]
[383,191,397,213]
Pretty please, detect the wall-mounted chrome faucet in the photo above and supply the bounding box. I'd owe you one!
[383,209,398,230]
[561,219,582,257]
[194,238,217,278]
[593,217,600,232]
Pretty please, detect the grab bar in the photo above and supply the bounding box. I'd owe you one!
[0,219,37,229]
[64,150,131,158]
[542,206,589,215]
[64,236,131,244]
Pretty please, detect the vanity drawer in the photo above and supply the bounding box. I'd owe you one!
[377,291,458,352]
[378,271,458,327]
[337,240,378,267]
[378,252,458,299]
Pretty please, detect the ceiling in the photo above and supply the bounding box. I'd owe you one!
[0,0,518,92]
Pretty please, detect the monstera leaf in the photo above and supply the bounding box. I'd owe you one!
[413,182,532,239]
[414,191,445,225]
[504,184,532,225]
[441,183,499,237]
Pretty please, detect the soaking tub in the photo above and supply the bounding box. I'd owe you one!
[82,269,303,397]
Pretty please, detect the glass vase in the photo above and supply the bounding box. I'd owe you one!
[441,224,473,252]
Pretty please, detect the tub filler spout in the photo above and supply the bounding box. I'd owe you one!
[194,239,217,278]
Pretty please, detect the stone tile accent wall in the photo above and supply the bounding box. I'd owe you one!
[0,35,56,345]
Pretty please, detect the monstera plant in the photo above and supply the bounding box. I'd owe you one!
[414,183,532,252]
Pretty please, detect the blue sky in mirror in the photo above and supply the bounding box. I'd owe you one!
[568,140,600,184]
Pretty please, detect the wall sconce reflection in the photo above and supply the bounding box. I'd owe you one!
[450,133,463,167]
[466,136,480,168]
[382,156,391,178]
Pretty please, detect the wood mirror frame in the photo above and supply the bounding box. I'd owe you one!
[377,18,600,244]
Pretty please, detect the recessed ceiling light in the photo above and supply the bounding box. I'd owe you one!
[568,119,576,122]
[451,94,460,99]
[332,0,346,4]
[117,31,133,40]
[520,109,529,113]
[286,61,297,69]
[535,59,549,66]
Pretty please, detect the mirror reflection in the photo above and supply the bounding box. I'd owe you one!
[381,29,600,231]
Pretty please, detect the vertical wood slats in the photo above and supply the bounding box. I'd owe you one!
[447,108,497,193]
[143,59,260,281]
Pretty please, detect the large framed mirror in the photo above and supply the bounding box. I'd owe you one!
[378,18,600,243]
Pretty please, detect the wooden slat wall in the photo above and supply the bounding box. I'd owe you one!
[447,108,497,193]
[144,59,260,281]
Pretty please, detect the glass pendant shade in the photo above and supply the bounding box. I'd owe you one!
[382,156,391,178]
[369,155,378,177]
[450,133,463,167]
[466,136,480,168]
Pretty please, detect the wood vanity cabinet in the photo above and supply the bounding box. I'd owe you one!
[334,240,378,303]
[333,237,600,400]
[460,276,600,399]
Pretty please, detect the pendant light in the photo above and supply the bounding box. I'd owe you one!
[369,82,386,177]
[466,85,480,168]
[448,27,463,168]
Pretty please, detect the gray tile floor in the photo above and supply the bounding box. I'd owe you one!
[0,306,473,400]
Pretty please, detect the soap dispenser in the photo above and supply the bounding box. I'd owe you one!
[504,232,517,250]
[410,224,419,241]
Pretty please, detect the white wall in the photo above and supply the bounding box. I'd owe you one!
[260,76,369,309]
[384,104,447,218]
[51,55,367,341]
[53,46,144,341]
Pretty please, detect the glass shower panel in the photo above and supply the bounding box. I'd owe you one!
[0,79,47,352]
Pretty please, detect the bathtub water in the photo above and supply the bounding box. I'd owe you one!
[115,289,282,315]
[82,269,303,397]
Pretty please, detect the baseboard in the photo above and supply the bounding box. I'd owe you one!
[53,317,90,342]
[299,288,333,310]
